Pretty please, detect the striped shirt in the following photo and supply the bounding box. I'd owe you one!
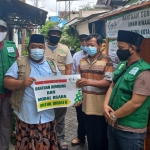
[79,52,114,116]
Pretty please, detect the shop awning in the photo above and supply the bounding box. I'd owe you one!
[0,0,48,29]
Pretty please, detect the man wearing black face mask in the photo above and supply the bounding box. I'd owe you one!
[45,26,73,150]
[103,30,150,150]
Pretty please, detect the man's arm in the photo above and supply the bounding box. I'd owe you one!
[77,58,114,88]
[4,77,36,91]
[4,76,23,90]
[4,60,36,90]
[65,49,73,75]
[103,83,115,120]
[114,71,150,119]
[65,64,72,75]
[114,93,147,119]
[72,54,77,74]
[76,78,111,88]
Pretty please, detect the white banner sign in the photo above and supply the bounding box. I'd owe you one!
[108,39,120,68]
[34,75,81,112]
[106,7,150,38]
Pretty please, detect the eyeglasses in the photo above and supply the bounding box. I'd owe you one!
[80,39,87,42]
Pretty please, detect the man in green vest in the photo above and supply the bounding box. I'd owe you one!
[0,19,18,150]
[103,30,150,150]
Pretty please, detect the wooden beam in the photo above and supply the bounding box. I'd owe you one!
[21,0,26,55]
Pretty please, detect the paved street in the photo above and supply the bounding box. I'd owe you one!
[10,107,88,150]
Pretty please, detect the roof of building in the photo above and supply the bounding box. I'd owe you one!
[96,0,150,20]
[0,0,48,29]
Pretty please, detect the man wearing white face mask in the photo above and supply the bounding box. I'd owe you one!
[0,19,19,150]
[4,34,60,150]
[76,33,114,150]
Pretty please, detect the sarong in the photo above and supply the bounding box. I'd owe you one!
[15,117,58,150]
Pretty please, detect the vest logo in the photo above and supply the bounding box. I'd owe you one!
[58,49,65,54]
[49,61,54,66]
[129,67,139,75]
[7,47,15,53]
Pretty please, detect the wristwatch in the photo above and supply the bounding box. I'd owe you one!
[110,113,117,121]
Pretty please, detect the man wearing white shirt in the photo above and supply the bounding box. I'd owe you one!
[71,34,88,145]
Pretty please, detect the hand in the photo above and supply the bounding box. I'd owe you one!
[73,101,82,107]
[76,78,89,88]
[103,105,114,121]
[109,112,117,127]
[22,77,36,88]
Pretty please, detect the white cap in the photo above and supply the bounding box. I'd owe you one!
[0,20,7,28]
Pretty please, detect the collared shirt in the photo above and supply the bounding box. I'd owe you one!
[5,57,61,124]
[72,50,87,74]
[79,52,114,116]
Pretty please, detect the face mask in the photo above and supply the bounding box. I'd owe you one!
[0,32,7,42]
[80,46,87,52]
[49,35,60,45]
[30,49,44,61]
[87,46,97,56]
[117,49,131,61]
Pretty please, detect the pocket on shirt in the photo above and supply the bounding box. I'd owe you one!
[58,53,66,64]
[8,52,16,66]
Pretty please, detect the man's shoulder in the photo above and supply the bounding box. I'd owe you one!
[100,53,111,60]
[73,50,83,57]
[4,40,16,45]
[58,43,69,49]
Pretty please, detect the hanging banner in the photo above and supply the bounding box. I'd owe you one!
[106,7,150,38]
[34,75,82,112]
[108,39,120,69]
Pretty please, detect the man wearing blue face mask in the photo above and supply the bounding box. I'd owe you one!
[45,26,73,150]
[71,33,88,146]
[76,33,114,150]
[4,34,60,150]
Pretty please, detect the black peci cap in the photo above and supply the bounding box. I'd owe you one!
[29,34,45,44]
[117,30,144,47]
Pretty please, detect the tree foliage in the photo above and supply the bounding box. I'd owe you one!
[60,26,80,52]
[79,2,94,10]
[40,21,56,37]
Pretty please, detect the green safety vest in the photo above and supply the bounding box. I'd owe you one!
[0,40,17,94]
[109,59,150,128]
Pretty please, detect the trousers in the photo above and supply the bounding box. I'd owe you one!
[107,124,146,150]
[84,113,108,150]
[0,96,13,150]
[75,105,86,141]
[55,107,67,140]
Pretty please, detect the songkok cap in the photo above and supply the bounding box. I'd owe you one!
[29,34,45,44]
[48,26,62,34]
[117,30,144,47]
[79,33,89,40]
[0,20,7,29]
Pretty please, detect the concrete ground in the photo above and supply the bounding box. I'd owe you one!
[9,107,88,150]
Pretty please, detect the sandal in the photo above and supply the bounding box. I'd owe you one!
[71,137,85,146]
[58,139,68,150]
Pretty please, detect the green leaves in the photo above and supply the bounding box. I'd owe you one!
[60,26,80,52]
[40,21,56,37]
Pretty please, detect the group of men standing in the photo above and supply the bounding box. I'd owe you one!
[0,18,150,150]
